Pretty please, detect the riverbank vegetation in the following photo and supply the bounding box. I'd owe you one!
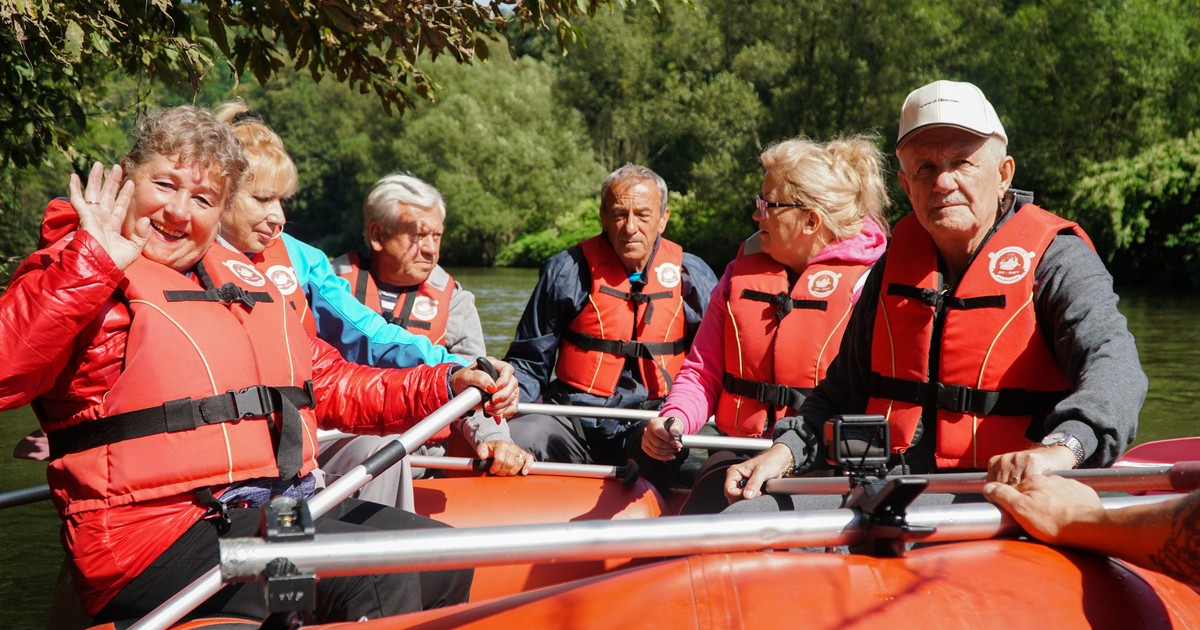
[3,1,1199,287]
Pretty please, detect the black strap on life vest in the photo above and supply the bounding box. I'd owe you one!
[740,289,828,321]
[383,287,432,331]
[564,329,688,360]
[164,283,274,308]
[597,285,673,326]
[563,329,687,393]
[868,373,1066,417]
[886,284,1006,310]
[352,260,433,331]
[164,260,274,307]
[46,382,315,480]
[722,373,812,410]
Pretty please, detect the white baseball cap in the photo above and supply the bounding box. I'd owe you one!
[896,80,1007,149]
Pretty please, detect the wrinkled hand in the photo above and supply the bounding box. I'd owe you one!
[12,429,49,462]
[641,416,683,462]
[983,474,1104,543]
[476,440,533,476]
[724,443,793,503]
[988,445,1077,485]
[69,162,145,269]
[449,357,519,419]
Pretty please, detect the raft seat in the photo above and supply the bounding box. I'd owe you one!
[412,474,665,601]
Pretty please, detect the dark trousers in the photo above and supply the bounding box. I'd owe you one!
[508,414,687,495]
[96,498,472,625]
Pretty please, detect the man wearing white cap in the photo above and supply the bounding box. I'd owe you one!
[724,80,1146,506]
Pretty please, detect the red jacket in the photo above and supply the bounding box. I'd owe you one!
[0,215,456,614]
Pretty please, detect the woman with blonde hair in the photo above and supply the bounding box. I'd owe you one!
[213,101,532,497]
[640,134,891,513]
[0,104,517,622]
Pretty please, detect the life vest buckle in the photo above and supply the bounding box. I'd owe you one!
[934,384,971,413]
[213,281,257,307]
[230,385,274,419]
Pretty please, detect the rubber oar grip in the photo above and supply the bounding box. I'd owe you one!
[1169,461,1200,491]
[474,356,501,423]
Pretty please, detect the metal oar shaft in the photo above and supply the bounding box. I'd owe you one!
[764,463,1199,495]
[0,483,51,509]
[308,389,481,515]
[220,494,1177,580]
[408,455,623,479]
[680,434,771,452]
[132,388,482,630]
[516,403,768,452]
[517,402,658,422]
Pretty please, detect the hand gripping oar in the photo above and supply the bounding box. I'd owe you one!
[406,454,639,483]
[662,416,772,453]
[762,461,1200,496]
[130,358,496,630]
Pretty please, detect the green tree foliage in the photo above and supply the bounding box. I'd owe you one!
[5,0,1200,289]
[0,0,630,275]
[523,0,1200,275]
[1070,131,1200,288]
[0,0,629,169]
[996,0,1199,209]
[210,55,605,264]
[391,56,607,266]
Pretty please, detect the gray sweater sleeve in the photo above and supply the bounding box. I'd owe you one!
[444,283,487,361]
[445,282,514,445]
[1033,233,1145,466]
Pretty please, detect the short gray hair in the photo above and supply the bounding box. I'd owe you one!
[362,173,446,244]
[600,164,668,215]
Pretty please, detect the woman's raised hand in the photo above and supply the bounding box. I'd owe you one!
[68,162,146,269]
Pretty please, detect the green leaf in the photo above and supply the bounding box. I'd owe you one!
[64,21,84,62]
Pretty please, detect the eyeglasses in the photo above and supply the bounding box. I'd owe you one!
[754,195,808,216]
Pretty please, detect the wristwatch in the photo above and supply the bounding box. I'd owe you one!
[1040,431,1085,467]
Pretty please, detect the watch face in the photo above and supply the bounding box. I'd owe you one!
[1041,431,1067,446]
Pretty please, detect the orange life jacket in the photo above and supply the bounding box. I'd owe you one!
[717,234,871,437]
[866,205,1092,468]
[332,250,453,345]
[44,244,319,517]
[555,235,688,399]
[249,236,317,337]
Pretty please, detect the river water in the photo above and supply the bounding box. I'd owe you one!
[1,268,1197,626]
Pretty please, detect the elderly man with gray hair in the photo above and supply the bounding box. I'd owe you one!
[322,174,534,502]
[725,80,1146,510]
[504,164,719,493]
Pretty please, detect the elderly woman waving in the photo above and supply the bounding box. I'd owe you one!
[0,106,515,624]
[640,135,890,513]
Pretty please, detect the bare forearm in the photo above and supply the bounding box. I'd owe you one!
[1067,493,1199,586]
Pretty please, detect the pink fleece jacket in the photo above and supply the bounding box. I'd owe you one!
[658,219,888,434]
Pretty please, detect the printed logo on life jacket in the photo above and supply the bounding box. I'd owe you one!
[411,296,439,321]
[223,260,267,287]
[655,262,682,288]
[987,247,1036,285]
[807,270,842,298]
[265,265,299,295]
